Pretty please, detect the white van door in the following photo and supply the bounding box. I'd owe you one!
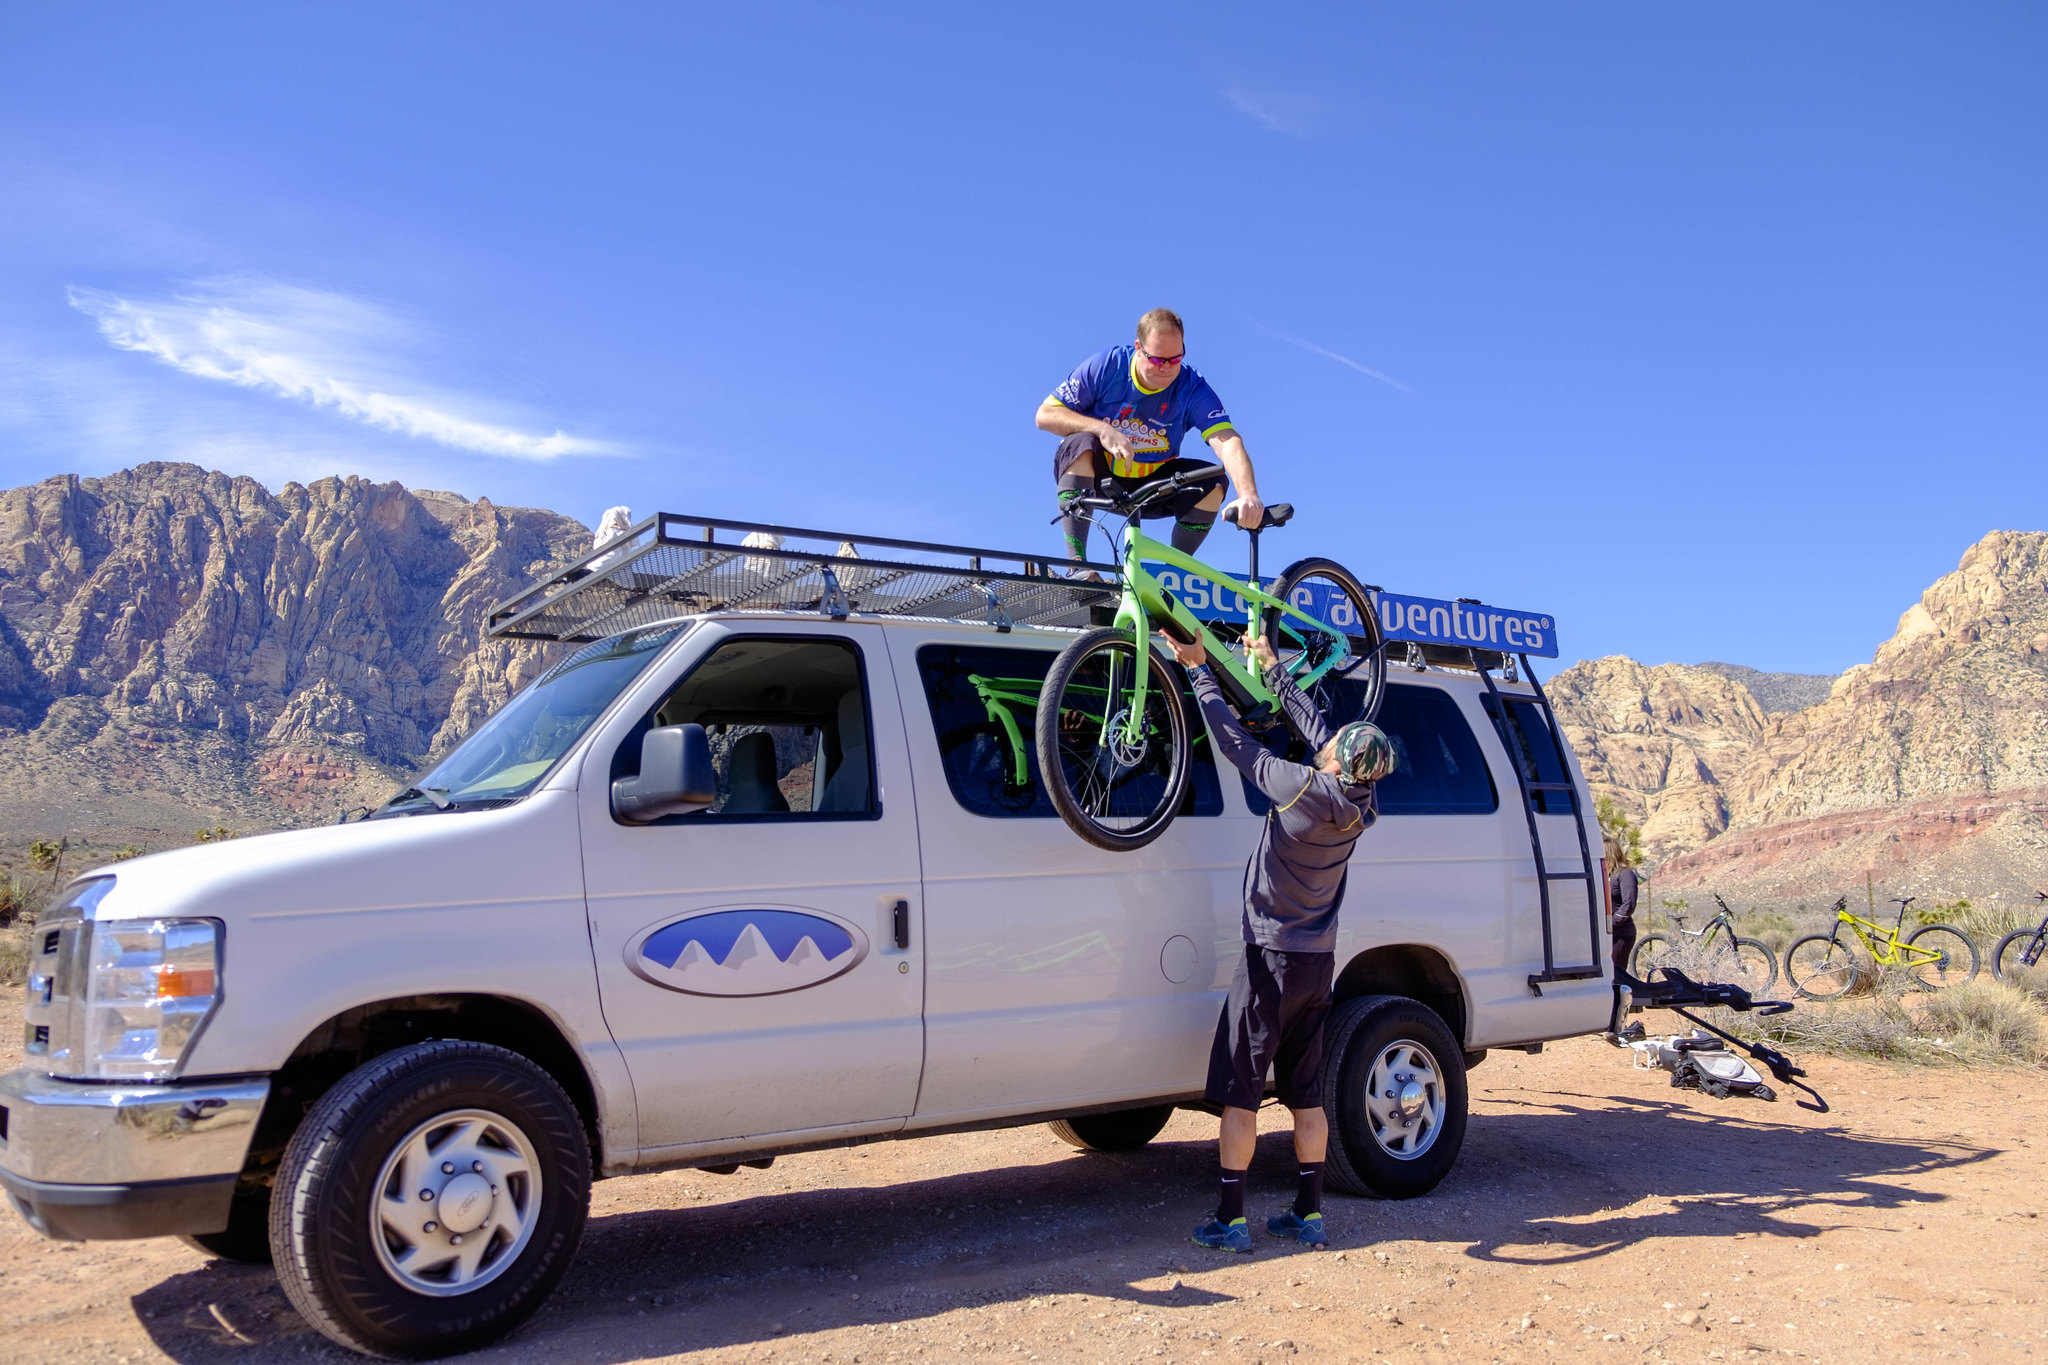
[576,623,924,1155]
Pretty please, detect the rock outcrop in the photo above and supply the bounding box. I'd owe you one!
[0,463,587,847]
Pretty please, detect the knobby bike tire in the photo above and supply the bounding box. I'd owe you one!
[1034,627,1192,852]
[1628,933,1674,980]
[1263,557,1387,734]
[1991,928,2048,982]
[1728,936,1780,994]
[1903,923,1979,990]
[1786,934,1860,1000]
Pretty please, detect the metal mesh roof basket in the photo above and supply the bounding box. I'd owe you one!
[486,512,1123,643]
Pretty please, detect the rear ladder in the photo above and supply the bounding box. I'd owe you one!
[1470,648,1604,995]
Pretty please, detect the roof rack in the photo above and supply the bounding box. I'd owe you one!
[486,512,1124,643]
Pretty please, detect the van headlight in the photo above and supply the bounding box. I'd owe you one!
[81,919,222,1080]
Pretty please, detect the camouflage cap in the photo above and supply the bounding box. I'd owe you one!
[1332,721,1396,785]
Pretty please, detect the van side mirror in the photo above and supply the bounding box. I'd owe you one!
[612,724,718,823]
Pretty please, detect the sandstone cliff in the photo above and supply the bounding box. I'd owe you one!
[0,463,587,849]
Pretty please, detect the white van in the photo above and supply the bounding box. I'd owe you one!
[0,514,1611,1359]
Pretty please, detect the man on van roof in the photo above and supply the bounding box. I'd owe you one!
[1035,308,1266,565]
[1169,632,1395,1252]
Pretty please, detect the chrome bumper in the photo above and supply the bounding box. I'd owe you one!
[0,1069,268,1241]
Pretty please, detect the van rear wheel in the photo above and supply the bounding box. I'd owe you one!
[1047,1104,1175,1152]
[269,1041,590,1359]
[1321,995,1468,1200]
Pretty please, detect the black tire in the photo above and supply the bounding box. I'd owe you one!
[1628,933,1674,980]
[1786,934,1860,1000]
[1904,923,1979,991]
[1720,936,1780,995]
[269,1041,591,1360]
[1035,627,1191,852]
[1263,558,1386,734]
[1991,928,2048,981]
[1046,1103,1176,1152]
[179,1185,273,1264]
[1321,995,1468,1200]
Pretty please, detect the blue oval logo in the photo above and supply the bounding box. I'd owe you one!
[626,907,869,996]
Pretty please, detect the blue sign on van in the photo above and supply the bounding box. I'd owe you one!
[1144,564,1558,659]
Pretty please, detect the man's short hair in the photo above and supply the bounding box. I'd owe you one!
[1136,307,1185,345]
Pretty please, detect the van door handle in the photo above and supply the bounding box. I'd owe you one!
[892,899,910,950]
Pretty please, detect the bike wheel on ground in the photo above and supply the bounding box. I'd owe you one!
[1904,923,1979,990]
[1991,928,2048,983]
[1720,936,1780,995]
[1786,935,1862,1000]
[1628,933,1675,980]
[1034,627,1192,852]
[1263,558,1387,730]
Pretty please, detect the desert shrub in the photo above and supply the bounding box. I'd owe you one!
[1739,972,2048,1067]
[1737,909,1798,953]
[27,838,61,872]
[0,919,31,986]
[193,826,235,844]
[109,845,143,862]
[1917,981,2047,1063]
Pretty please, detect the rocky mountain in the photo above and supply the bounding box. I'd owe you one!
[0,463,588,855]
[1693,662,1836,716]
[1551,531,2048,910]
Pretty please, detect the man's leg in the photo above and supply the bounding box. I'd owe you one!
[1267,951,1335,1247]
[1164,460,1228,555]
[1194,946,1276,1253]
[1053,434,1104,562]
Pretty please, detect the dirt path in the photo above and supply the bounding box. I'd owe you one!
[1,993,2041,1364]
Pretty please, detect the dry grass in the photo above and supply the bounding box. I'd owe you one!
[1733,974,2048,1067]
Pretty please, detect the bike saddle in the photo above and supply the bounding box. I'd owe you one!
[1224,503,1295,530]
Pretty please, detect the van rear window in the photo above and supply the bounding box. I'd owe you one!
[1237,682,1498,817]
[915,645,1223,820]
[1480,694,1579,815]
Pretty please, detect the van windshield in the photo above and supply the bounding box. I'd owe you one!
[376,623,685,817]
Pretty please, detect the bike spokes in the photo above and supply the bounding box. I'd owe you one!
[1035,628,1191,851]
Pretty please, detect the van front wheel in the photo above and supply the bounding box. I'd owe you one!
[269,1041,591,1359]
[1047,1104,1175,1152]
[1321,995,1469,1200]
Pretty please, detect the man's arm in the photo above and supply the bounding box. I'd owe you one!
[1170,637,1319,805]
[1035,398,1137,460]
[1245,634,1333,751]
[1206,428,1264,530]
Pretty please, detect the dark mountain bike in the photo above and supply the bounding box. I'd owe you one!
[1629,894,1777,996]
[1990,891,2048,983]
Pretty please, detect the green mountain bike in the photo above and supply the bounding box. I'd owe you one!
[1034,463,1386,851]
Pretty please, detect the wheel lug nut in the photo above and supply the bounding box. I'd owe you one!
[423,1221,438,1233]
[442,1162,456,1174]
[450,1234,463,1245]
[472,1160,484,1173]
[419,1190,433,1201]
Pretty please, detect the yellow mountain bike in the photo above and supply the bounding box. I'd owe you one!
[1785,896,1979,999]
[1033,463,1386,851]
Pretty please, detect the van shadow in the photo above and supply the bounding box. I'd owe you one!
[128,1099,1992,1363]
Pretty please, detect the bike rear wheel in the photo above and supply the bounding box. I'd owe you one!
[1034,627,1191,852]
[1263,558,1386,731]
[1786,934,1861,999]
[1904,923,1978,991]
[1991,928,2048,983]
[1628,933,1675,980]
[1720,936,1780,995]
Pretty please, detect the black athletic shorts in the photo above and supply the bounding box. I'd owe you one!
[1052,432,1225,521]
[1204,944,1335,1112]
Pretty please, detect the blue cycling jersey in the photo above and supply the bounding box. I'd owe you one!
[1047,345,1234,479]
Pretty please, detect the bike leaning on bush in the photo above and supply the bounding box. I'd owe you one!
[1990,889,2048,983]
[1628,893,1778,995]
[1785,895,1979,999]
[1034,463,1386,851]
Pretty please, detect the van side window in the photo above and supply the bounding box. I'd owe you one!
[617,637,875,819]
[915,644,1224,820]
[1237,682,1498,817]
[1479,694,1577,815]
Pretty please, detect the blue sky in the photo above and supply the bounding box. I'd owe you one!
[2,4,2042,675]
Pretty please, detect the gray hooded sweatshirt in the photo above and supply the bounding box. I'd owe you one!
[1189,661,1378,953]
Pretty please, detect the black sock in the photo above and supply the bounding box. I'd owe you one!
[1171,519,1212,555]
[1057,474,1094,560]
[1217,1167,1247,1225]
[1295,1162,1323,1219]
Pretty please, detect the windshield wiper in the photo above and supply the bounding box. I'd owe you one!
[392,785,453,811]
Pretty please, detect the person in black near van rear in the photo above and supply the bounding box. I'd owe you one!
[1169,632,1395,1252]
[1606,832,1639,979]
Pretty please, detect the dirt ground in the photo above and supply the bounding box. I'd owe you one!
[1,993,2043,1365]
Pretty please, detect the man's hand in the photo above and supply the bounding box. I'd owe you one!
[1223,494,1267,531]
[1097,423,1137,461]
[1169,634,1208,668]
[1247,633,1278,672]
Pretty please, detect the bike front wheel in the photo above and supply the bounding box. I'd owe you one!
[1628,933,1675,980]
[1991,928,2048,983]
[1034,627,1191,852]
[1904,923,1979,991]
[1786,935,1861,999]
[1263,558,1386,732]
[1715,936,1780,995]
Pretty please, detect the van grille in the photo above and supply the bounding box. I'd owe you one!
[23,918,84,1073]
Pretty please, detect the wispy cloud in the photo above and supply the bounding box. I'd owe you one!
[1255,323,1409,392]
[66,277,609,460]
[1222,86,1323,138]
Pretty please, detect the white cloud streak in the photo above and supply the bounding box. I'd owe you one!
[1255,324,1410,392]
[1222,87,1322,138]
[66,278,608,460]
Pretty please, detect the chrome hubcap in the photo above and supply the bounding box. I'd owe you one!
[1365,1042,1445,1161]
[372,1108,541,1296]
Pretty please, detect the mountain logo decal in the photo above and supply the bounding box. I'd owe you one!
[626,907,869,996]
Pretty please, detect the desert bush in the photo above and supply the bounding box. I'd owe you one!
[109,845,143,862]
[1738,973,2048,1067]
[0,924,28,987]
[1917,981,2047,1062]
[27,838,61,873]
[1737,909,1798,953]
[193,826,235,844]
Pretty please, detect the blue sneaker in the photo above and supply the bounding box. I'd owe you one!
[1267,1208,1327,1247]
[1191,1217,1253,1253]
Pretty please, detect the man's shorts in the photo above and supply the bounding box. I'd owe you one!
[1204,944,1336,1112]
[1052,433,1226,519]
